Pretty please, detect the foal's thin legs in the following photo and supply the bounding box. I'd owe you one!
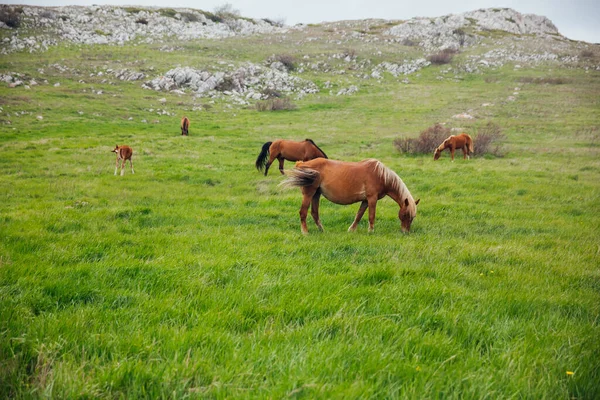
[348,200,368,232]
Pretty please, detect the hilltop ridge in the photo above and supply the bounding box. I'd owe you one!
[0,5,576,55]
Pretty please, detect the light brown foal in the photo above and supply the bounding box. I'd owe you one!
[112,145,134,176]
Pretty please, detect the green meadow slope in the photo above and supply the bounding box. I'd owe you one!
[1,7,599,398]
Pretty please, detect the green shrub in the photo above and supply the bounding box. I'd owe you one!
[256,97,296,111]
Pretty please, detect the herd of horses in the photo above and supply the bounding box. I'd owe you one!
[114,117,475,234]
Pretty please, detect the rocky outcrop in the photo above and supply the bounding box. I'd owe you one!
[386,8,560,50]
[143,63,319,101]
[0,5,287,54]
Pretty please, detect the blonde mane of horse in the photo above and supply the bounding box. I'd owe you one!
[367,159,411,201]
[436,135,454,152]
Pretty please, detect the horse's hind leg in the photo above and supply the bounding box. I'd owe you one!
[278,156,285,175]
[114,157,119,175]
[129,158,134,174]
[299,187,318,234]
[367,197,378,232]
[121,159,126,176]
[348,200,368,232]
[311,190,324,232]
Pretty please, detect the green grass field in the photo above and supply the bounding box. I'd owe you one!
[1,24,599,398]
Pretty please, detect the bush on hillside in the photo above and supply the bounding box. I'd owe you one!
[268,54,297,71]
[394,123,451,155]
[427,48,457,65]
[214,3,240,20]
[256,98,296,112]
[475,122,505,157]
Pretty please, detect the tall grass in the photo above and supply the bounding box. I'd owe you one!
[0,25,599,399]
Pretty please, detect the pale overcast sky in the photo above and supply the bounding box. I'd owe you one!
[9,0,600,43]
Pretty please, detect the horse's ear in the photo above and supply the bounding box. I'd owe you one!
[415,198,420,205]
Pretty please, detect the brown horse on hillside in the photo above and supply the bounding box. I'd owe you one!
[433,133,474,161]
[281,158,419,234]
[112,145,134,176]
[255,139,328,176]
[181,116,190,136]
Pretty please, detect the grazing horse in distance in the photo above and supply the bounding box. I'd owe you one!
[181,116,190,136]
[434,133,474,161]
[112,145,134,176]
[255,139,328,176]
[281,158,419,234]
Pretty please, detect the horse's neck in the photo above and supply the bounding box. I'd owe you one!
[386,178,410,206]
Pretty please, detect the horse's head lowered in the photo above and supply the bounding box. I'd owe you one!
[433,139,450,160]
[399,197,420,233]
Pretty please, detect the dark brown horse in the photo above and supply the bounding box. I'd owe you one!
[181,116,190,136]
[255,139,328,176]
[281,158,419,234]
[434,133,474,161]
[112,145,134,176]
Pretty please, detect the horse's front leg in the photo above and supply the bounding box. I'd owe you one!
[264,153,277,176]
[450,147,455,161]
[367,197,378,232]
[311,190,324,231]
[278,157,285,175]
[299,190,313,235]
[348,200,368,232]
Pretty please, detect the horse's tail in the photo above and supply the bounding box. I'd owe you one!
[255,141,272,171]
[305,138,328,159]
[280,167,320,189]
[467,136,474,155]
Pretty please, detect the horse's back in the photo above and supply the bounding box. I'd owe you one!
[119,146,133,159]
[453,133,471,148]
[297,159,383,204]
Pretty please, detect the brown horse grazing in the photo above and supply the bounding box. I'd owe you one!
[255,139,328,176]
[112,145,134,176]
[434,133,474,161]
[281,158,419,234]
[181,116,190,136]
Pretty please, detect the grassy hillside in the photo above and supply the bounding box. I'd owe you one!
[1,16,599,398]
